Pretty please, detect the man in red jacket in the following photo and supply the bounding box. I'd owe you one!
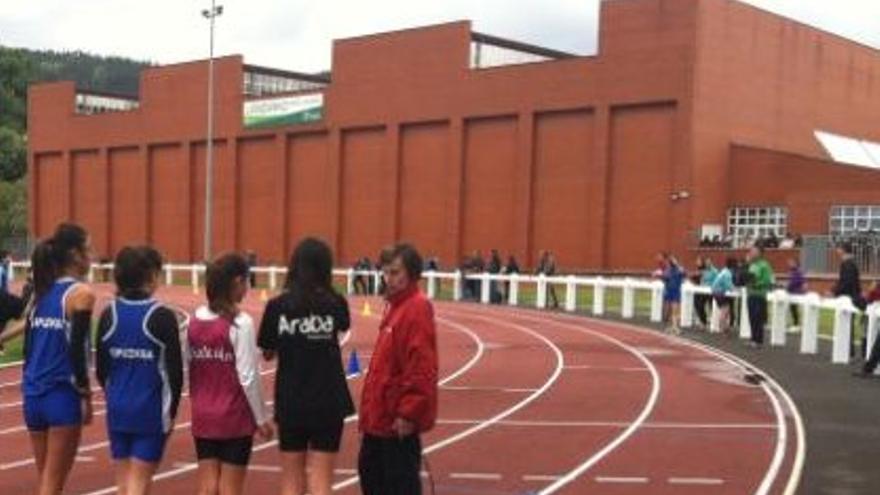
[358,243,439,495]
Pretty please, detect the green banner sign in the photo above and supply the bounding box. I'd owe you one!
[243,93,323,128]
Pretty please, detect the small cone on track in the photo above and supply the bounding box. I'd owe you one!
[362,301,372,317]
[347,349,362,376]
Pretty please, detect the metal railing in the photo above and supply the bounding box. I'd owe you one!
[7,261,879,370]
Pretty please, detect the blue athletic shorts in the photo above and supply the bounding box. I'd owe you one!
[23,383,82,431]
[109,431,168,463]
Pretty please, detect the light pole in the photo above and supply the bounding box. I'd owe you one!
[202,0,223,262]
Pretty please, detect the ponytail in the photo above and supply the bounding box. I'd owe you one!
[31,240,58,300]
[205,252,249,321]
[31,222,90,300]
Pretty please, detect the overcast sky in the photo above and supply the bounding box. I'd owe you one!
[1,0,878,73]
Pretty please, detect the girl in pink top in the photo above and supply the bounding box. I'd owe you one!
[187,253,273,495]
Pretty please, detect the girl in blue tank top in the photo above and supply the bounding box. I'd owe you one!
[96,246,183,495]
[23,223,95,494]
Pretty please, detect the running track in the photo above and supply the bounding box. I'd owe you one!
[0,284,804,494]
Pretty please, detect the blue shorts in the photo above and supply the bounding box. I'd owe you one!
[109,431,168,463]
[23,383,82,431]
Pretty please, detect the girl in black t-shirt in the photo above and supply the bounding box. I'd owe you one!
[258,238,354,495]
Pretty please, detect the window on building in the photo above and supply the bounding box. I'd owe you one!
[829,205,880,236]
[727,206,787,247]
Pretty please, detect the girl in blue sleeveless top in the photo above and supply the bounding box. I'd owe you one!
[23,223,96,494]
[96,246,183,495]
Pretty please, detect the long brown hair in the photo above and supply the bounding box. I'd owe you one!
[205,253,249,320]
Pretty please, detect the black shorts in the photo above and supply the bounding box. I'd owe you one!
[279,421,344,453]
[194,437,253,466]
[713,294,732,307]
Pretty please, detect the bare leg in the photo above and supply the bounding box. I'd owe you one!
[29,431,48,489]
[279,452,307,495]
[115,459,130,495]
[126,458,159,495]
[197,460,221,495]
[307,451,336,495]
[218,463,247,495]
[38,425,81,495]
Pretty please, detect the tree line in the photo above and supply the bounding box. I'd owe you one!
[0,46,148,248]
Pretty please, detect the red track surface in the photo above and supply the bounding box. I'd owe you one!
[0,285,803,494]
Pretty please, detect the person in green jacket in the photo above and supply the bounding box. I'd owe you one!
[746,244,775,347]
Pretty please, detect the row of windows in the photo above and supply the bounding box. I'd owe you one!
[74,94,139,115]
[724,205,880,242]
[243,72,326,97]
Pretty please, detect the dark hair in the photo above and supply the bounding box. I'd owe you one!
[32,223,89,299]
[838,242,853,255]
[389,243,423,280]
[725,257,738,270]
[285,237,333,292]
[114,246,164,296]
[206,252,249,319]
[284,237,340,312]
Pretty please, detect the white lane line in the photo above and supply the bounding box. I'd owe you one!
[248,464,280,473]
[0,380,21,388]
[491,313,660,495]
[442,385,538,393]
[0,360,23,369]
[331,312,564,492]
[80,316,485,495]
[595,476,649,484]
[449,472,502,481]
[565,365,648,372]
[436,419,776,430]
[0,400,22,409]
[526,310,807,495]
[669,477,724,485]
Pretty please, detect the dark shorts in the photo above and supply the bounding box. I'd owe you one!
[279,420,344,453]
[194,437,253,466]
[23,383,82,432]
[110,431,168,463]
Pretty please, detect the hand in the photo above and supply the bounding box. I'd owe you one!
[257,421,274,441]
[392,417,415,438]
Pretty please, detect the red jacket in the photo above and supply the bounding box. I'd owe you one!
[359,284,438,437]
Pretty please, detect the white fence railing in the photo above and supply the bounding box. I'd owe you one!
[8,261,878,368]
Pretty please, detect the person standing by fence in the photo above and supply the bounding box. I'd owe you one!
[746,245,774,347]
[829,242,866,358]
[786,258,806,331]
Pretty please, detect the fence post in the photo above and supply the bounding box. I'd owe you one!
[536,274,547,309]
[165,266,173,286]
[832,296,856,364]
[565,276,577,312]
[88,264,95,283]
[592,277,605,316]
[426,272,437,300]
[191,265,199,292]
[650,280,664,323]
[7,262,14,282]
[680,281,694,328]
[373,271,382,296]
[709,297,721,333]
[621,279,635,319]
[453,271,462,302]
[800,293,821,354]
[268,268,277,291]
[480,273,491,304]
[738,288,751,340]
[867,303,880,374]
[346,268,354,296]
[769,289,788,347]
[508,274,519,306]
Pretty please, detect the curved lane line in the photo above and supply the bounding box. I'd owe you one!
[331,310,565,491]
[522,309,805,495]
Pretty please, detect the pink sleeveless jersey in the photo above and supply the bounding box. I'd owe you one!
[188,315,256,439]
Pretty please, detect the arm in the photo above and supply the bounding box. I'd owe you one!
[149,307,184,420]
[66,285,96,392]
[95,307,114,389]
[394,300,439,433]
[256,299,279,361]
[233,313,271,427]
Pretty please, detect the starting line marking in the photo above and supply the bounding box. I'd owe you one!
[450,472,503,481]
[669,477,725,485]
[595,476,649,484]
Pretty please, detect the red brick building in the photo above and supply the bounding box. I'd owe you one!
[27,0,880,270]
